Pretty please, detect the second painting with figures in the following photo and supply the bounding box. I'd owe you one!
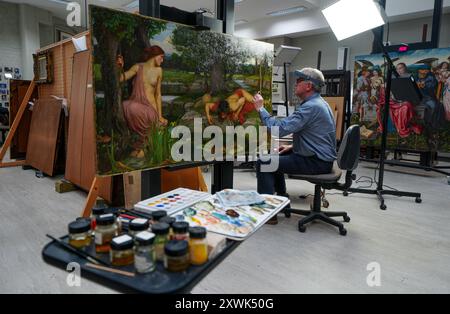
[90,6,273,175]
[352,47,450,153]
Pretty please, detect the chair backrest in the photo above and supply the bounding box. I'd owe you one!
[337,125,360,171]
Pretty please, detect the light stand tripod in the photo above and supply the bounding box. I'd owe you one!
[346,42,422,210]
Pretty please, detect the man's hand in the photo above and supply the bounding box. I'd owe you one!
[277,145,293,155]
[207,115,214,125]
[253,93,264,111]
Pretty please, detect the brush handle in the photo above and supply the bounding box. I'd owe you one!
[46,234,109,266]
[86,263,135,277]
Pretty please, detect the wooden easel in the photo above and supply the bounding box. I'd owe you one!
[0,80,36,168]
[81,176,109,217]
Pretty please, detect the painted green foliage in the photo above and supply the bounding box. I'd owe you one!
[90,6,273,175]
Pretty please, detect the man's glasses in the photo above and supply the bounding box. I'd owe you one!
[296,78,309,85]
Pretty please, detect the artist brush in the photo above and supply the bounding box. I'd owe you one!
[46,234,110,267]
[120,209,152,219]
[86,263,135,277]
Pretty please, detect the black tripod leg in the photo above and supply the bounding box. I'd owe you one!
[380,190,422,204]
[377,190,386,210]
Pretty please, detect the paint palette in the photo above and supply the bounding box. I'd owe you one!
[134,188,210,215]
[172,194,290,241]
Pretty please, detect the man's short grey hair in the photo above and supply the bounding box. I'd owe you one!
[299,68,325,93]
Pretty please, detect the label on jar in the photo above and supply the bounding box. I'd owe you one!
[113,234,132,244]
[95,232,103,245]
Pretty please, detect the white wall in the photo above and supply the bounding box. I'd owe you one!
[0,2,22,74]
[271,13,450,72]
[19,3,55,80]
[0,1,81,82]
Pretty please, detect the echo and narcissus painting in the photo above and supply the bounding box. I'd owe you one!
[352,47,450,152]
[90,6,273,175]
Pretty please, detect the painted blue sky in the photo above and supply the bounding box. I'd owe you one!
[150,23,178,56]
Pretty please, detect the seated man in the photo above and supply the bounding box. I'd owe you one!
[204,89,256,125]
[253,68,337,225]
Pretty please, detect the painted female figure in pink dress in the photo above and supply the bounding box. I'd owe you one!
[117,45,168,157]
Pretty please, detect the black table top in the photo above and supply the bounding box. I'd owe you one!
[42,235,239,294]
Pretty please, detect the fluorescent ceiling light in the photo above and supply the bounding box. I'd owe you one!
[235,19,248,25]
[48,0,73,4]
[322,0,387,41]
[267,5,307,17]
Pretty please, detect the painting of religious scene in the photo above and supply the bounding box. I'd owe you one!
[352,47,450,152]
[90,6,273,175]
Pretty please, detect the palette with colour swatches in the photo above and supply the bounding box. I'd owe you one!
[134,188,210,215]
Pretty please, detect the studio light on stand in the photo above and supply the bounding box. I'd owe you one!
[322,0,422,210]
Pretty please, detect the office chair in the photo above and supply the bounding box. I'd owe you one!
[285,125,360,236]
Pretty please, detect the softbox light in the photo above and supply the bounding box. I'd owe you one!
[322,0,387,41]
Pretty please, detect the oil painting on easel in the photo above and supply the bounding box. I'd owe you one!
[90,6,273,175]
[352,47,450,152]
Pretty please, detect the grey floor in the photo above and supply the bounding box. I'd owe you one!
[1,156,450,293]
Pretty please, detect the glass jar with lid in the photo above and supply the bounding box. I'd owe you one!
[110,235,134,266]
[189,227,208,266]
[68,219,92,248]
[95,214,118,253]
[164,240,190,272]
[91,206,106,230]
[151,210,167,224]
[134,231,156,274]
[105,208,122,234]
[160,216,176,228]
[172,221,190,241]
[128,218,149,237]
[151,222,170,262]
[160,216,176,238]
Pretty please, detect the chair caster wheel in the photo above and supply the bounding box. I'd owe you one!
[284,212,291,218]
[380,204,387,210]
[415,197,422,204]
[343,191,349,197]
[322,200,329,208]
[339,228,347,236]
[298,225,306,233]
[344,215,351,223]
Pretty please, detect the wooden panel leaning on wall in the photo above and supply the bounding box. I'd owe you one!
[323,96,345,141]
[26,98,64,176]
[65,50,112,203]
[9,80,38,160]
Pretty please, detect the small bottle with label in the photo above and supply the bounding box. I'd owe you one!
[151,210,167,224]
[110,234,134,266]
[68,219,92,249]
[172,221,190,241]
[151,222,170,262]
[95,214,118,253]
[128,218,149,237]
[189,227,208,266]
[134,231,156,274]
[91,206,106,230]
[164,240,190,272]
